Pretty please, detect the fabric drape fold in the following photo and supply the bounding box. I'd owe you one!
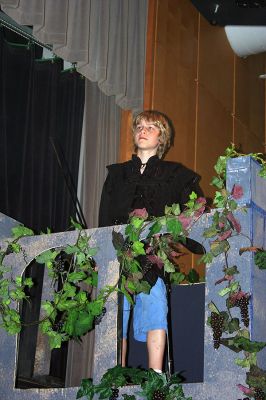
[78,79,121,229]
[0,29,85,233]
[0,0,148,112]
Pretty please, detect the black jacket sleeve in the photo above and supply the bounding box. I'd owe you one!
[98,172,112,227]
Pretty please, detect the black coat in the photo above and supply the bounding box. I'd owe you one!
[99,154,203,227]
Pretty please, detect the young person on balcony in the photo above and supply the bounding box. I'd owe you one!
[99,110,203,372]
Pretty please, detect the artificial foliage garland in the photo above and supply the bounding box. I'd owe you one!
[77,365,191,400]
[0,144,266,399]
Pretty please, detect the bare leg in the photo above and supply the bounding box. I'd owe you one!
[147,329,166,370]
[121,338,127,367]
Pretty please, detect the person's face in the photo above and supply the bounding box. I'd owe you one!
[133,119,161,153]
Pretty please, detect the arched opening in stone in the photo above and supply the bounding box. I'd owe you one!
[15,250,95,389]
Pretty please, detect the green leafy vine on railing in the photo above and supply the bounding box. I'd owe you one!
[204,144,266,400]
[77,365,191,400]
[0,144,266,399]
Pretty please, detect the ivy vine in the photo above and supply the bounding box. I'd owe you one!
[0,144,266,399]
[77,365,191,400]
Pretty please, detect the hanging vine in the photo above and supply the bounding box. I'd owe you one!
[0,144,266,399]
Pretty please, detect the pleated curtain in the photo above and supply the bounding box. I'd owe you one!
[0,0,147,112]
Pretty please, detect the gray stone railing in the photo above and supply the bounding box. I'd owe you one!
[0,156,265,400]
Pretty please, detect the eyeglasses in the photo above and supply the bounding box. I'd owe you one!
[134,124,158,134]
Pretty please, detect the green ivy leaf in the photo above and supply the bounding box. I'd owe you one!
[64,245,80,254]
[131,217,145,230]
[11,225,34,238]
[62,282,77,298]
[88,247,98,257]
[186,269,200,283]
[214,156,227,176]
[210,240,230,257]
[119,276,134,305]
[166,218,183,240]
[23,277,34,288]
[189,191,197,200]
[233,337,266,353]
[213,191,227,208]
[148,221,162,238]
[254,251,266,270]
[134,280,151,294]
[68,271,87,283]
[228,318,240,333]
[36,250,58,264]
[235,353,257,368]
[208,301,220,314]
[70,218,83,230]
[48,332,63,349]
[170,271,186,285]
[64,309,79,336]
[164,258,175,273]
[57,299,78,311]
[125,225,139,242]
[165,205,172,215]
[198,252,213,264]
[228,199,238,211]
[258,164,266,178]
[76,252,86,264]
[88,299,104,316]
[224,265,239,276]
[132,241,145,256]
[218,287,231,297]
[42,301,56,316]
[40,319,53,334]
[171,203,181,216]
[203,225,218,238]
[211,176,225,189]
[9,242,21,254]
[91,270,98,287]
[76,378,95,400]
[74,311,94,336]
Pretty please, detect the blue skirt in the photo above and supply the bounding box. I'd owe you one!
[123,278,168,342]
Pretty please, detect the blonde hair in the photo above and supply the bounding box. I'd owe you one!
[132,110,173,158]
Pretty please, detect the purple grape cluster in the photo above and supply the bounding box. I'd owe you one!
[210,312,224,349]
[235,296,250,327]
[254,387,265,400]
[152,389,166,400]
[109,388,119,400]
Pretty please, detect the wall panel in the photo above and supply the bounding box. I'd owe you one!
[197,85,232,197]
[152,0,199,169]
[235,55,265,151]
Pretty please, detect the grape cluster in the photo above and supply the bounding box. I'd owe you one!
[53,320,64,332]
[210,312,224,349]
[94,307,107,325]
[235,296,250,327]
[254,387,265,400]
[54,252,71,274]
[123,240,133,251]
[152,389,166,400]
[109,388,119,400]
[141,259,153,275]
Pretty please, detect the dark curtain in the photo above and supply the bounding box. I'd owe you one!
[0,28,85,233]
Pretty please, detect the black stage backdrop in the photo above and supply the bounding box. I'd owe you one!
[0,28,85,233]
